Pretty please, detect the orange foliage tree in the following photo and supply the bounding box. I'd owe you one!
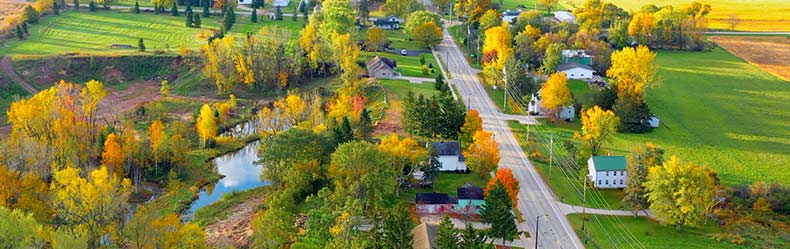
[101,133,124,175]
[464,130,500,179]
[485,169,520,207]
[460,109,483,146]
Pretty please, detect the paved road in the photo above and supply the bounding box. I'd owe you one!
[435,26,582,248]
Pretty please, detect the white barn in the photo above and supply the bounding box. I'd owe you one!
[554,11,576,23]
[432,142,466,172]
[558,62,596,80]
[528,91,576,121]
[587,156,628,189]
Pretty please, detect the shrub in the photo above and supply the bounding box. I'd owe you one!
[22,5,39,23]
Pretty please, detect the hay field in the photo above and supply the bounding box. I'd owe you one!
[711,36,790,81]
[563,0,790,31]
[0,0,28,34]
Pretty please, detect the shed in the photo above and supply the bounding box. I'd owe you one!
[562,49,594,66]
[558,62,596,80]
[554,11,576,23]
[367,56,399,79]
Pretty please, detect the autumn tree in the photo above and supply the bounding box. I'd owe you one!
[482,23,513,86]
[51,166,131,248]
[628,12,657,45]
[365,27,387,51]
[80,80,108,142]
[573,0,604,30]
[319,0,355,41]
[623,143,664,216]
[478,9,501,31]
[539,72,572,118]
[460,109,483,146]
[0,206,43,248]
[404,10,442,37]
[607,45,656,100]
[149,119,165,175]
[464,130,500,180]
[413,21,443,48]
[329,141,396,215]
[101,133,124,176]
[201,36,238,94]
[538,0,559,13]
[577,106,619,155]
[384,0,423,18]
[485,169,520,208]
[379,134,428,197]
[124,205,206,248]
[645,156,715,231]
[196,104,217,147]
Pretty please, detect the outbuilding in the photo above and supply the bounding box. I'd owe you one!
[367,56,399,79]
[554,11,576,23]
[558,62,596,80]
[587,156,628,189]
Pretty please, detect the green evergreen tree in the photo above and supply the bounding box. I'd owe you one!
[228,8,235,23]
[153,3,159,14]
[193,14,202,27]
[133,1,141,14]
[434,73,445,91]
[222,10,233,32]
[381,205,414,249]
[251,8,258,23]
[74,0,79,10]
[21,22,28,34]
[420,54,426,65]
[22,5,39,23]
[202,0,210,17]
[88,1,96,12]
[435,215,459,249]
[53,2,60,15]
[185,6,194,27]
[358,0,370,24]
[138,38,145,51]
[334,116,354,145]
[624,143,664,216]
[357,108,373,139]
[459,222,487,249]
[480,181,518,245]
[15,25,24,40]
[274,6,283,20]
[171,2,179,16]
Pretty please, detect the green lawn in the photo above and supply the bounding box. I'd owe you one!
[500,0,566,11]
[0,10,305,56]
[378,79,438,99]
[568,79,597,106]
[399,172,487,204]
[512,48,790,186]
[567,214,741,249]
[361,52,439,79]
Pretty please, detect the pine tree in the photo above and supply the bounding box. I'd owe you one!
[222,10,233,31]
[185,5,194,27]
[202,0,210,17]
[274,6,283,20]
[228,8,235,23]
[171,2,179,16]
[435,215,459,249]
[381,205,414,249]
[88,1,96,12]
[434,73,445,91]
[480,181,518,245]
[193,14,202,27]
[359,0,370,24]
[15,25,23,40]
[134,1,140,14]
[138,38,145,51]
[357,108,373,139]
[459,223,487,249]
[74,0,79,10]
[334,116,354,145]
[251,8,258,23]
[21,22,28,34]
[53,2,60,15]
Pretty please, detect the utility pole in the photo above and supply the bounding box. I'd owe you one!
[582,176,587,232]
[549,134,554,178]
[503,67,508,110]
[534,215,541,249]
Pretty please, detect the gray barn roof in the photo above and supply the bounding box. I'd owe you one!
[432,141,465,161]
[557,62,594,72]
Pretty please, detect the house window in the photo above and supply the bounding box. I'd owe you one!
[571,74,575,77]
[605,171,609,176]
[581,74,585,77]
[605,180,609,185]
[620,180,624,185]
[598,180,601,185]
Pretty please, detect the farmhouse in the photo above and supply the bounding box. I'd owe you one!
[432,141,466,172]
[367,56,399,79]
[528,91,576,121]
[558,62,596,80]
[587,156,628,189]
[373,15,401,30]
[554,11,576,23]
[562,49,594,66]
[502,9,522,24]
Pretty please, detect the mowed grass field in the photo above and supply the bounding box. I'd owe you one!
[0,10,305,56]
[513,48,790,186]
[562,0,790,31]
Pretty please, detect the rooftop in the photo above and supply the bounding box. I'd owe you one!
[416,193,458,205]
[557,62,595,71]
[591,156,627,171]
[457,183,484,200]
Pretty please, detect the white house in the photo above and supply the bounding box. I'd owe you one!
[271,0,290,7]
[528,91,576,121]
[558,62,596,80]
[554,11,576,23]
[374,15,401,30]
[587,156,628,189]
[502,9,522,24]
[432,142,466,172]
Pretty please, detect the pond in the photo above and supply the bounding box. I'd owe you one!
[183,140,269,219]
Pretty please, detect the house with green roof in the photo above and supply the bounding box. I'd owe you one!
[587,156,628,189]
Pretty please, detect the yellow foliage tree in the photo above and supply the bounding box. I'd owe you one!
[482,23,512,86]
[578,106,620,155]
[196,104,217,147]
[275,93,308,126]
[523,24,542,40]
[413,21,443,48]
[464,130,500,179]
[0,168,50,222]
[607,45,656,100]
[149,120,165,175]
[628,12,657,44]
[365,27,387,51]
[539,72,572,117]
[379,133,429,196]
[51,166,131,248]
[101,134,124,176]
[460,109,483,146]
[202,36,238,94]
[644,156,715,231]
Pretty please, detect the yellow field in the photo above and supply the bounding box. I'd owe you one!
[562,0,790,31]
[710,36,790,81]
[0,0,28,36]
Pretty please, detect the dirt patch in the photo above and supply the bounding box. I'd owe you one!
[203,192,266,248]
[372,95,405,136]
[95,80,161,123]
[710,36,790,81]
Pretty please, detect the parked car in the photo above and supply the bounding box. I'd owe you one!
[400,49,408,56]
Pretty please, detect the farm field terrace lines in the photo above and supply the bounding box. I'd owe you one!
[562,0,790,31]
[710,36,790,81]
[0,10,305,56]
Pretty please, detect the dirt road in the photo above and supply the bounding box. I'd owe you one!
[203,192,266,248]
